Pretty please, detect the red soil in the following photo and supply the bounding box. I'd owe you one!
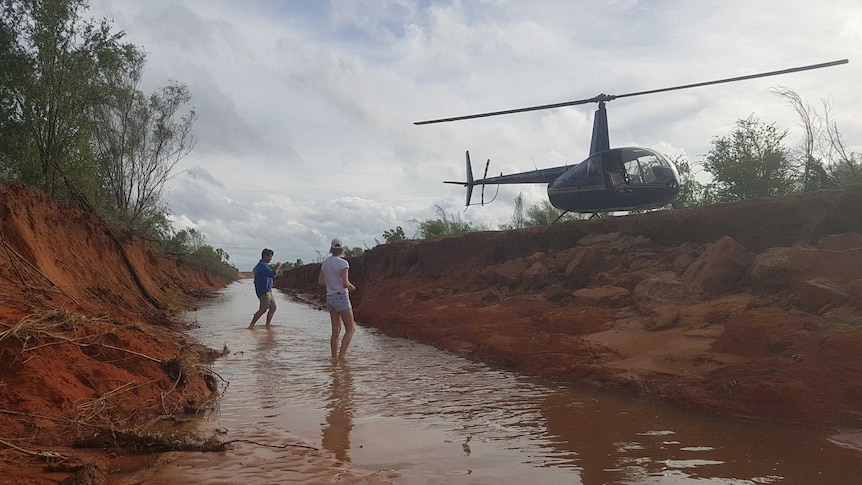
[0,182,225,484]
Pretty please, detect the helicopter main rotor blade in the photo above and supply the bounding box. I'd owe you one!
[413,59,848,126]
[613,59,848,101]
[414,95,604,125]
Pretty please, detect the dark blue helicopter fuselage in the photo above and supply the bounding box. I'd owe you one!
[464,146,681,213]
[547,147,680,213]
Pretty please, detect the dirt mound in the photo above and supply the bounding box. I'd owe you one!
[281,187,862,430]
[0,182,225,483]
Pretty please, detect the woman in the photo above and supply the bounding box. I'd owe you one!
[317,238,356,362]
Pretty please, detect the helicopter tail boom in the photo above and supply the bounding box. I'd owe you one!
[444,151,571,207]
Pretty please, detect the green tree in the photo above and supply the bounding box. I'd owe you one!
[702,115,795,202]
[668,155,710,209]
[785,90,862,188]
[413,205,478,238]
[505,192,526,229]
[158,228,190,255]
[344,247,364,257]
[89,50,196,233]
[0,0,133,202]
[509,192,527,229]
[153,226,236,281]
[829,155,862,186]
[822,101,862,186]
[0,5,30,179]
[382,226,406,243]
[184,227,206,253]
[771,86,835,191]
[189,244,236,282]
[524,200,573,225]
[526,199,557,225]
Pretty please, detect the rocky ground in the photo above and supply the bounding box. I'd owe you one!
[280,187,862,433]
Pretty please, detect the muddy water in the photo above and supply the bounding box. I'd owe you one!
[116,280,862,484]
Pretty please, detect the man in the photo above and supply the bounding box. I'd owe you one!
[248,248,281,328]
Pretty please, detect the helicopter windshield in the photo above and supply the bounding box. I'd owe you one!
[617,148,675,186]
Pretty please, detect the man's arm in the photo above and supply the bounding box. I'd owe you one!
[264,263,280,278]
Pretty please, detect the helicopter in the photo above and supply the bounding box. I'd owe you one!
[415,59,849,219]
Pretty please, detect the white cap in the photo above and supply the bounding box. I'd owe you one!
[331,237,344,249]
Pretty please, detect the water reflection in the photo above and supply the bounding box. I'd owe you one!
[321,363,354,462]
[255,326,278,353]
[252,327,283,410]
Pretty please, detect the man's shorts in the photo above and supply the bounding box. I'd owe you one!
[258,292,276,312]
[326,291,352,313]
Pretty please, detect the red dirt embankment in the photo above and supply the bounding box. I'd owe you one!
[280,187,862,431]
[0,182,225,483]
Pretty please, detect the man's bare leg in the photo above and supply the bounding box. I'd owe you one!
[265,307,276,327]
[248,309,265,329]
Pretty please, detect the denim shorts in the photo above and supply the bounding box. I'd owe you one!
[326,291,352,312]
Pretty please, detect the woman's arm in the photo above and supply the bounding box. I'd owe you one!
[340,267,356,291]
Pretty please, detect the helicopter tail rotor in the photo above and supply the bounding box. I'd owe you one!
[466,151,475,206]
[443,151,500,207]
[443,151,476,207]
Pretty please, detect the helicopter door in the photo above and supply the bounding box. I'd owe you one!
[608,170,626,189]
[600,150,628,190]
[624,159,645,184]
[586,156,604,186]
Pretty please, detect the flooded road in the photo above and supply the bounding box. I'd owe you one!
[117,280,862,484]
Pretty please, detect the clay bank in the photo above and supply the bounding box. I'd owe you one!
[279,187,862,431]
[0,182,226,483]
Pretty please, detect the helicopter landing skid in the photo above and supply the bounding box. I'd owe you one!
[552,210,571,224]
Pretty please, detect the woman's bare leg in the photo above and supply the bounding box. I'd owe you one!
[337,308,355,362]
[329,311,342,361]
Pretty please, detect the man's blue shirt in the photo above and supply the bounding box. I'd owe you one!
[253,260,277,297]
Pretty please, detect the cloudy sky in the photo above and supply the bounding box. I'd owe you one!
[86,0,862,270]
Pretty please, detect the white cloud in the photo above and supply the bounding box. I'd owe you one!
[88,0,862,269]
